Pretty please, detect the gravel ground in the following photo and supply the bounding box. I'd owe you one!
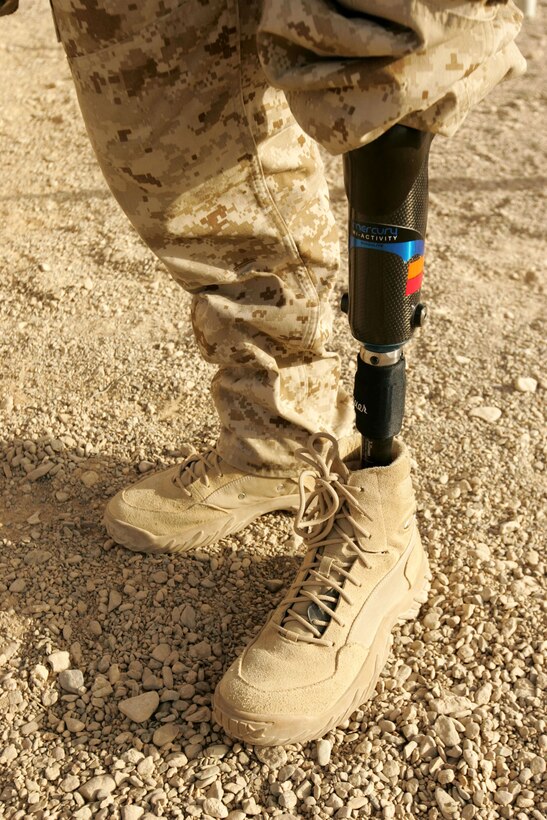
[0,4,546,820]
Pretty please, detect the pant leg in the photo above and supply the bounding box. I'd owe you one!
[50,0,353,476]
[257,0,526,154]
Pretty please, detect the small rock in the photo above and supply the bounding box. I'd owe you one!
[65,717,85,732]
[206,744,230,757]
[431,694,473,715]
[60,775,80,793]
[8,579,26,593]
[190,640,211,659]
[108,590,122,612]
[137,756,155,777]
[202,798,228,819]
[26,462,54,481]
[530,756,546,775]
[469,406,502,423]
[166,752,188,768]
[179,605,196,628]
[0,745,17,765]
[138,460,155,473]
[255,746,287,769]
[21,720,39,736]
[122,807,144,820]
[119,692,159,723]
[264,579,284,593]
[241,798,261,816]
[0,641,20,666]
[494,790,514,806]
[152,724,179,746]
[79,774,116,802]
[435,787,460,818]
[279,790,297,809]
[58,669,85,694]
[475,682,493,705]
[434,715,461,747]
[316,738,332,766]
[47,651,70,673]
[514,376,537,393]
[151,643,170,663]
[80,470,100,487]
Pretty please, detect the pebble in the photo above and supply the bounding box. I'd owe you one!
[255,746,288,769]
[475,682,493,705]
[241,798,261,815]
[469,406,502,423]
[47,651,70,673]
[58,668,85,694]
[152,723,179,746]
[61,775,80,792]
[65,717,85,732]
[137,756,155,778]
[0,641,19,666]
[264,579,284,593]
[494,789,514,806]
[151,643,171,662]
[435,787,460,818]
[121,808,144,820]
[202,798,228,818]
[80,470,99,487]
[108,590,122,612]
[119,692,159,723]
[316,739,332,766]
[8,578,25,593]
[514,376,537,393]
[79,775,116,802]
[434,716,461,747]
[431,694,473,715]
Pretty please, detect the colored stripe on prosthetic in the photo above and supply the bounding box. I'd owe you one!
[406,271,423,296]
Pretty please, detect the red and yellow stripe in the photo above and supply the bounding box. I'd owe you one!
[405,255,424,296]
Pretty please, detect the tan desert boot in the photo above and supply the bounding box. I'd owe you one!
[213,432,430,745]
[104,446,300,554]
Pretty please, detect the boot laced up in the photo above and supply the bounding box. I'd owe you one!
[274,433,382,646]
[213,431,430,746]
[172,446,224,496]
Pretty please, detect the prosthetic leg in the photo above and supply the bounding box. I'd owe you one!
[342,125,433,467]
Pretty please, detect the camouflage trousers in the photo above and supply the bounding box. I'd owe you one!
[50,0,524,475]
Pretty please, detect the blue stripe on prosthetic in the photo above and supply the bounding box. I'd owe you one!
[350,238,425,263]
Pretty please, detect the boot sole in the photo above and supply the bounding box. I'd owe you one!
[103,494,300,555]
[212,549,431,746]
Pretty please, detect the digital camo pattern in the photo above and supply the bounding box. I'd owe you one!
[258,0,526,153]
[50,0,523,473]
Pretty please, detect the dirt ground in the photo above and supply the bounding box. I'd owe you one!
[0,3,545,820]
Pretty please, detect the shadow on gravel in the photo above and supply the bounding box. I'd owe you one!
[0,441,301,766]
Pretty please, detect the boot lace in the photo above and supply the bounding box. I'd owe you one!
[172,446,224,497]
[274,432,377,647]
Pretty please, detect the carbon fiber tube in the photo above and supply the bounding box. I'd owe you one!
[344,125,432,348]
[343,125,432,466]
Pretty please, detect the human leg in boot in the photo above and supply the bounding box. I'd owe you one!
[50,1,353,553]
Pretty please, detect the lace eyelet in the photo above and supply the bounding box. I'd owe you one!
[276,484,285,492]
[238,492,246,500]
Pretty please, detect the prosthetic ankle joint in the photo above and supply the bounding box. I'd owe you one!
[342,125,433,467]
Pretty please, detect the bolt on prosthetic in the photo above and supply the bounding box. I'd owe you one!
[342,125,433,467]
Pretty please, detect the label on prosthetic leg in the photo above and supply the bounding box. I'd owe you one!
[348,221,425,346]
[350,223,424,296]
